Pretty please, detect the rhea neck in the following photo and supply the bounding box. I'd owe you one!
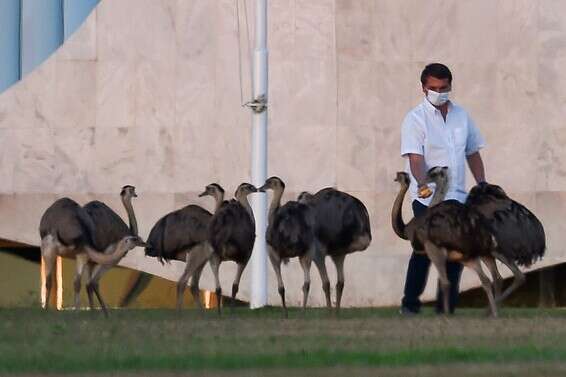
[213,191,225,214]
[393,183,409,213]
[86,239,131,265]
[268,186,284,221]
[429,176,449,207]
[391,181,410,240]
[121,194,138,236]
[236,191,254,219]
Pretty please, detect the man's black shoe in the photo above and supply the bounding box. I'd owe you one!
[399,306,419,316]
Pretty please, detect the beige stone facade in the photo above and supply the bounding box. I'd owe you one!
[1,0,565,307]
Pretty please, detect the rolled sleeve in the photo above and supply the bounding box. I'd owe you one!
[465,115,486,155]
[401,113,424,156]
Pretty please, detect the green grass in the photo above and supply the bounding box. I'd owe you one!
[2,307,566,374]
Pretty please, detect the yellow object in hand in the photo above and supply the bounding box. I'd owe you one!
[418,185,433,199]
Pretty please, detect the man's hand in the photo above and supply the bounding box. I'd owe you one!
[408,154,433,198]
[418,184,433,199]
[467,152,486,184]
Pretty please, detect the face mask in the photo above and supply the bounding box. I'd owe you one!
[426,89,450,106]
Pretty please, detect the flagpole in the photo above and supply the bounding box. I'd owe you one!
[249,0,268,309]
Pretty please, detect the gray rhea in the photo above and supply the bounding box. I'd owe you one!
[143,183,225,310]
[391,167,450,248]
[81,185,140,315]
[260,176,332,318]
[208,182,258,314]
[38,194,146,314]
[392,167,499,317]
[299,185,372,311]
[465,182,546,306]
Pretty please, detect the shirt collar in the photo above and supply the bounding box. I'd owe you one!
[422,97,453,114]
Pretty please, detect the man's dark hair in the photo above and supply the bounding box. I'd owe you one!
[420,63,452,85]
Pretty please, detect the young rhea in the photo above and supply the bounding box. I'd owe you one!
[466,182,546,304]
[144,183,225,310]
[391,167,450,246]
[259,177,332,317]
[39,198,146,312]
[208,182,258,314]
[392,167,499,316]
[81,185,140,314]
[298,187,372,311]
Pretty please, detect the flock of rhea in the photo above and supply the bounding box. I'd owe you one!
[39,177,371,316]
[39,168,545,317]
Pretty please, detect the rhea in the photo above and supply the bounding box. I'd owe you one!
[39,197,146,312]
[260,176,331,317]
[81,185,140,315]
[392,167,499,316]
[298,187,372,311]
[208,182,258,314]
[466,182,545,305]
[144,183,225,310]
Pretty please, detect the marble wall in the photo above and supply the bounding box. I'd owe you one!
[1,0,565,307]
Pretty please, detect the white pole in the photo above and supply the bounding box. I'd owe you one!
[249,0,268,309]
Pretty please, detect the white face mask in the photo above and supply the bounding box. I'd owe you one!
[426,89,450,106]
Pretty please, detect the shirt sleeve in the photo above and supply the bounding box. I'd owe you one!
[401,113,424,156]
[465,114,486,155]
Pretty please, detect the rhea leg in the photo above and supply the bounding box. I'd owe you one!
[465,258,497,317]
[191,242,213,309]
[231,262,247,310]
[190,263,206,310]
[312,248,331,310]
[482,255,503,300]
[87,264,110,317]
[190,243,214,309]
[268,247,287,318]
[74,253,90,310]
[209,253,222,315]
[331,254,346,311]
[86,262,95,309]
[177,244,213,311]
[41,238,57,310]
[176,251,192,311]
[425,241,450,315]
[493,252,526,304]
[299,255,312,311]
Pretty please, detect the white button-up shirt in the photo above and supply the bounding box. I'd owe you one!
[401,99,485,205]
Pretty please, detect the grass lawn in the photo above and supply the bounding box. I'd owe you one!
[2,307,566,375]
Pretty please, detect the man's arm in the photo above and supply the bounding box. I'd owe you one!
[466,151,486,183]
[408,154,432,198]
[408,154,427,185]
[401,112,430,197]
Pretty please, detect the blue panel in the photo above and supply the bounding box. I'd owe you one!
[0,0,21,93]
[21,0,64,76]
[63,0,99,39]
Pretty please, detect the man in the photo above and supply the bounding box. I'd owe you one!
[400,63,486,315]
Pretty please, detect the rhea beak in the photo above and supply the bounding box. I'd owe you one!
[198,190,208,197]
[258,184,268,192]
[135,239,148,248]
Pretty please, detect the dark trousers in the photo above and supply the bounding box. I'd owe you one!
[401,200,463,314]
